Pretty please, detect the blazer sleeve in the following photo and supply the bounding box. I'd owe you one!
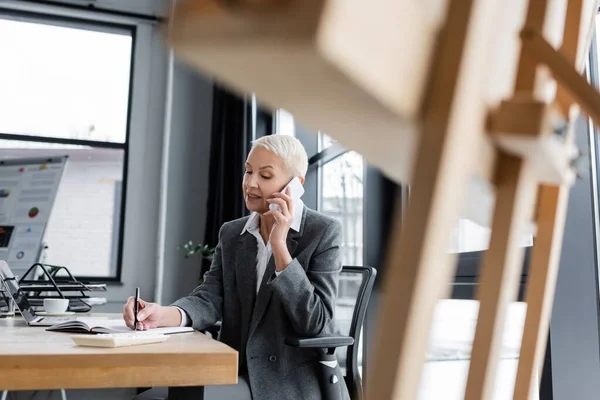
[268,219,342,336]
[170,226,225,331]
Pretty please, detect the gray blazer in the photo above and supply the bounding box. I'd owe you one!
[172,207,350,400]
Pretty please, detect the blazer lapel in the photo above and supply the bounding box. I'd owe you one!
[235,233,258,323]
[249,232,299,337]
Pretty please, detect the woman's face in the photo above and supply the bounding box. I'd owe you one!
[243,147,292,214]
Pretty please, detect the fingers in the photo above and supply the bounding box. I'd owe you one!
[136,319,159,331]
[263,210,286,224]
[267,196,291,216]
[282,188,294,215]
[135,304,160,330]
[123,297,148,329]
[137,302,156,323]
[123,297,135,327]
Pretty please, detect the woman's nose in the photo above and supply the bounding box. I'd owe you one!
[246,175,258,188]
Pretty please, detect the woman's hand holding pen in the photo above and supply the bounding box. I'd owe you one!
[122,297,181,330]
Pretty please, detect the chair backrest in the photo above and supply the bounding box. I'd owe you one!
[334,265,377,400]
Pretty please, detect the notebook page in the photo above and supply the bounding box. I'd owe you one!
[104,324,195,334]
[72,317,109,327]
[81,318,194,334]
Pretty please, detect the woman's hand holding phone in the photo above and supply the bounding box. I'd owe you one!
[264,186,294,246]
[264,176,303,245]
[264,187,295,272]
[268,177,304,213]
[264,177,304,271]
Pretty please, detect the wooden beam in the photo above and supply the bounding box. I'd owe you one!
[489,97,550,136]
[465,1,564,398]
[488,98,577,185]
[514,0,551,94]
[513,2,589,398]
[522,30,600,127]
[493,133,576,185]
[555,0,584,115]
[514,0,567,101]
[513,184,569,399]
[464,154,538,400]
[366,0,502,398]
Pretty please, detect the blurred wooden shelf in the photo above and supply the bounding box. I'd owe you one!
[165,1,600,399]
[166,0,593,228]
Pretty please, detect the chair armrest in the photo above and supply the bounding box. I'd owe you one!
[285,335,355,348]
[201,322,221,338]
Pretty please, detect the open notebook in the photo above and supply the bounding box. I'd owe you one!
[46,318,194,335]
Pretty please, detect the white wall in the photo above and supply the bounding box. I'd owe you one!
[96,20,168,311]
[97,31,214,311]
[160,60,213,305]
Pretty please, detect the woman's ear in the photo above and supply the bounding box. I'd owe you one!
[298,176,305,185]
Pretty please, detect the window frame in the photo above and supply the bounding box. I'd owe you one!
[316,143,366,266]
[587,22,600,291]
[293,125,367,265]
[0,9,136,282]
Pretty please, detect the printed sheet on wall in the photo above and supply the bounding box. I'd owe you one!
[0,156,67,276]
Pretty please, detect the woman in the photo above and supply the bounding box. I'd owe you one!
[124,135,349,400]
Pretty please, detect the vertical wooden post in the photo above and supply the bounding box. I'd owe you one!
[513,185,569,400]
[366,0,501,398]
[555,0,584,115]
[513,1,584,398]
[464,1,564,399]
[464,154,538,400]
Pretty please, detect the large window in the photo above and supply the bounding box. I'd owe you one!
[0,12,133,280]
[318,131,365,271]
[319,148,364,266]
[272,112,365,269]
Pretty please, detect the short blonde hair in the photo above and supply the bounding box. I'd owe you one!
[251,135,308,178]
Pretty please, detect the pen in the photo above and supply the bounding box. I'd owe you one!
[133,287,140,331]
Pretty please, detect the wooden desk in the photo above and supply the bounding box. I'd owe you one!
[0,315,238,391]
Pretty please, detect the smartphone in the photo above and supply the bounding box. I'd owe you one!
[269,177,305,213]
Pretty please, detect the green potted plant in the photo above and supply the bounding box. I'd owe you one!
[181,241,215,261]
[180,241,215,283]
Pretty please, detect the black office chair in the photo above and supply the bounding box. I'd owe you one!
[285,265,377,400]
[150,266,376,400]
